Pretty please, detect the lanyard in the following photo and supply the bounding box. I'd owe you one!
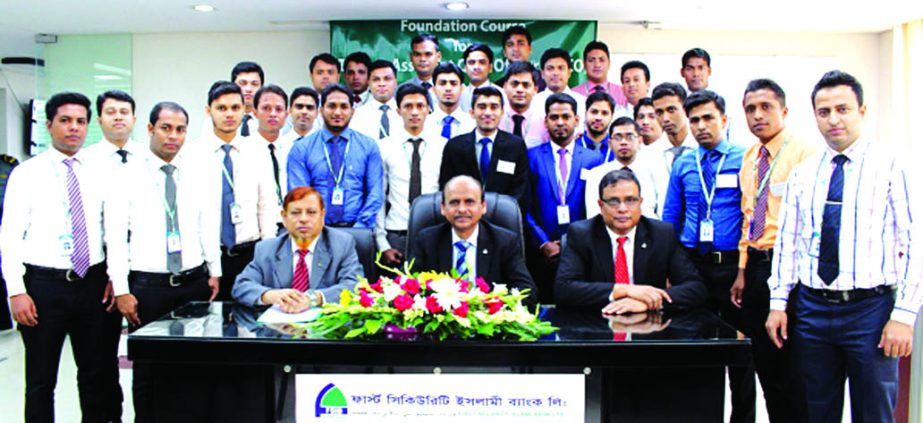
[322,136,352,188]
[695,149,727,220]
[144,157,179,232]
[753,136,790,199]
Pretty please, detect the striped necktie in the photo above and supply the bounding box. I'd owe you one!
[63,158,91,277]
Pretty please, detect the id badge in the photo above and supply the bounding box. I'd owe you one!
[331,187,345,205]
[556,205,571,225]
[699,219,715,243]
[59,234,74,257]
[808,232,821,257]
[166,231,182,254]
[229,202,243,224]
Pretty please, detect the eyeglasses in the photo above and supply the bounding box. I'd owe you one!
[600,196,640,208]
[611,133,639,142]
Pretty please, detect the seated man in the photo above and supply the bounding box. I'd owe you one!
[555,169,706,313]
[232,187,364,312]
[408,175,537,305]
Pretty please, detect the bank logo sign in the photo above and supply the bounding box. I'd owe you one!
[315,383,348,417]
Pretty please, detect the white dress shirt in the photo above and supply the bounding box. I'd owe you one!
[531,88,587,122]
[584,155,661,220]
[1,148,106,297]
[252,130,296,206]
[459,82,506,112]
[452,225,480,279]
[375,126,447,250]
[427,106,476,141]
[768,138,922,325]
[350,98,400,141]
[635,131,698,216]
[104,150,222,296]
[81,138,145,167]
[198,113,257,140]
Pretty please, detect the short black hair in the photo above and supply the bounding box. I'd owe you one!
[46,92,92,121]
[500,60,539,86]
[683,90,726,116]
[501,26,532,46]
[411,33,439,48]
[811,70,864,108]
[540,48,571,70]
[231,61,264,85]
[471,86,504,109]
[743,78,786,107]
[207,80,243,105]
[433,62,464,83]
[651,82,687,104]
[463,43,494,64]
[633,97,654,120]
[682,48,711,67]
[320,83,355,106]
[344,51,372,69]
[95,90,135,116]
[368,60,397,77]
[148,101,189,126]
[620,60,650,82]
[395,83,431,109]
[545,93,578,115]
[290,86,319,107]
[253,84,288,109]
[583,40,609,60]
[309,53,340,73]
[610,116,641,136]
[586,91,615,113]
[599,169,640,199]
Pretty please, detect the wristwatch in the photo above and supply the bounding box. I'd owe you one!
[308,291,322,308]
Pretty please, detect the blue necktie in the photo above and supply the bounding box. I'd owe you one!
[479,137,491,186]
[697,150,716,254]
[454,241,470,279]
[441,115,455,140]
[220,144,236,248]
[818,154,848,285]
[327,137,345,223]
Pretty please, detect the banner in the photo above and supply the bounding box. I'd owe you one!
[296,373,585,422]
[330,20,597,86]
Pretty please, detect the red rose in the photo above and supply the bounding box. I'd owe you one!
[393,294,414,311]
[369,281,384,293]
[425,296,444,313]
[359,290,375,307]
[475,277,491,293]
[402,278,421,295]
[486,298,504,314]
[453,301,469,318]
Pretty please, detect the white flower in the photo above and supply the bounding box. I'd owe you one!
[429,277,462,310]
[491,283,508,295]
[412,294,427,311]
[382,280,402,302]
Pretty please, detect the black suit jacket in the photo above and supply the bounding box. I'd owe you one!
[438,130,530,207]
[554,215,707,310]
[409,221,537,306]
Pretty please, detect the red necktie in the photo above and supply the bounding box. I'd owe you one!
[292,249,310,292]
[613,332,628,341]
[614,236,629,284]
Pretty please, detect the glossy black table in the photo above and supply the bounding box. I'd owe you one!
[128,302,750,423]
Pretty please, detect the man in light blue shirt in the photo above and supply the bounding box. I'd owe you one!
[286,84,384,228]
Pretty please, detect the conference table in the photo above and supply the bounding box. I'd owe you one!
[128,301,750,423]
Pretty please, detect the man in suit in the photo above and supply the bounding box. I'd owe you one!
[439,86,530,209]
[408,175,537,306]
[232,186,363,312]
[555,169,707,313]
[525,93,603,303]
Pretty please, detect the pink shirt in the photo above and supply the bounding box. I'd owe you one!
[571,81,629,106]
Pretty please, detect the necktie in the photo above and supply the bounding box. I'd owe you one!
[63,158,91,278]
[379,104,390,139]
[818,154,848,285]
[408,138,423,206]
[454,241,470,278]
[292,249,310,292]
[162,164,182,273]
[614,236,629,284]
[556,147,568,203]
[352,94,362,104]
[241,114,251,137]
[750,146,771,240]
[268,143,282,203]
[478,137,491,186]
[511,115,525,138]
[327,137,345,223]
[421,81,432,91]
[593,85,606,93]
[697,150,716,254]
[116,149,128,164]
[220,144,236,248]
[441,115,455,140]
[670,146,689,166]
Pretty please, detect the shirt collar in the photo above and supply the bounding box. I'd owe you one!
[451,224,480,247]
[290,234,321,254]
[321,127,354,143]
[824,137,868,163]
[371,97,397,110]
[475,129,497,142]
[697,139,730,156]
[50,146,80,164]
[100,138,138,153]
[553,140,576,156]
[605,224,636,249]
[761,129,790,158]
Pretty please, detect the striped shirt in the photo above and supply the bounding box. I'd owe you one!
[767,138,921,325]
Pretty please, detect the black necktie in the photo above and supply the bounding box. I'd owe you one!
[511,115,525,138]
[116,149,128,163]
[241,114,251,137]
[818,154,848,285]
[268,143,281,202]
[593,85,605,93]
[162,164,181,273]
[408,138,423,206]
[421,81,432,91]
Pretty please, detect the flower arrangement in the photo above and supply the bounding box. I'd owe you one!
[302,257,556,341]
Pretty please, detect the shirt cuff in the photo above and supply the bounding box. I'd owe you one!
[207,261,222,278]
[112,278,130,297]
[769,298,788,312]
[890,308,918,327]
[5,276,26,298]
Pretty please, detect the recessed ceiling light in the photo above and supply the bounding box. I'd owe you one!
[192,4,216,12]
[445,2,469,11]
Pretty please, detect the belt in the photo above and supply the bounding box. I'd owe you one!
[387,230,408,237]
[747,247,773,263]
[221,240,258,257]
[686,248,739,265]
[24,262,106,282]
[803,285,894,304]
[130,263,209,288]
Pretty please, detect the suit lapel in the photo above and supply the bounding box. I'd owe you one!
[476,223,491,281]
[274,236,295,289]
[633,219,650,285]
[565,145,585,199]
[539,144,559,201]
[592,217,615,282]
[462,132,479,172]
[312,232,332,288]
[436,224,454,273]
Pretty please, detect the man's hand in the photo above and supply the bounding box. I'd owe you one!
[765,310,788,349]
[261,289,311,314]
[116,294,141,326]
[381,249,404,266]
[730,269,746,309]
[879,320,914,358]
[103,280,116,311]
[207,277,220,301]
[613,284,672,310]
[10,294,38,326]
[607,313,671,334]
[602,297,649,315]
[540,241,561,263]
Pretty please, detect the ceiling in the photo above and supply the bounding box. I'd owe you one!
[1,0,921,59]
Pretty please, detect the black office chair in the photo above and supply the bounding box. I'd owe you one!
[404,192,525,258]
[333,227,378,282]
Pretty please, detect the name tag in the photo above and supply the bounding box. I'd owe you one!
[699,219,715,243]
[770,182,786,197]
[496,160,516,175]
[331,187,345,205]
[579,168,590,181]
[716,174,738,189]
[557,205,571,225]
[229,202,243,224]
[59,234,74,257]
[166,231,182,254]
[809,232,821,257]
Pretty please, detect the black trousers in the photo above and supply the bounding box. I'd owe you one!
[690,255,757,423]
[129,271,211,423]
[19,263,116,423]
[0,269,13,330]
[218,242,256,302]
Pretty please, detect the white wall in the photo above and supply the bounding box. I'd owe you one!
[0,65,37,160]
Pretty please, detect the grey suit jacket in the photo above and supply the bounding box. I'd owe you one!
[232,227,365,306]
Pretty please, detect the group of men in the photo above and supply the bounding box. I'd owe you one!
[1,24,919,423]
